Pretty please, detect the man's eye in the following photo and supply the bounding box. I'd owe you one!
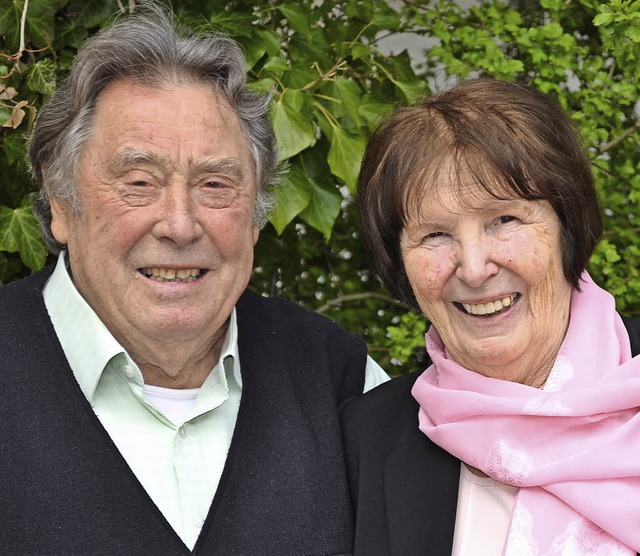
[204,180,225,188]
[497,215,517,224]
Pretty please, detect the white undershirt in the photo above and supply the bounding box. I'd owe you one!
[452,463,518,555]
[143,385,201,426]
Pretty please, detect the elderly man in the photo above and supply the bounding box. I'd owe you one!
[0,5,386,555]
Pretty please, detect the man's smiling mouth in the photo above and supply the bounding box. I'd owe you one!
[456,293,520,316]
[140,268,205,283]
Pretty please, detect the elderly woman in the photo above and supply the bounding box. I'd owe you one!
[342,78,640,555]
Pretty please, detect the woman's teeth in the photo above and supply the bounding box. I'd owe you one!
[462,294,517,316]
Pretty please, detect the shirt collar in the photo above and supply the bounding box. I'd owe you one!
[43,251,241,402]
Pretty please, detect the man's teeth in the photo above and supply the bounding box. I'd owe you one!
[462,294,517,316]
[141,268,202,282]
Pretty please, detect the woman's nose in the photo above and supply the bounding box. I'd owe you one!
[454,236,499,287]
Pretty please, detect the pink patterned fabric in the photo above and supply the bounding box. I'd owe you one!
[412,272,640,555]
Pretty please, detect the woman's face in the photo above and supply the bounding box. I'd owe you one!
[400,173,573,387]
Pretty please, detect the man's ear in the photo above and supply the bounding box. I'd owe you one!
[252,225,260,246]
[50,197,71,245]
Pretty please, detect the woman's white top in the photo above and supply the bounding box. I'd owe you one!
[452,463,518,555]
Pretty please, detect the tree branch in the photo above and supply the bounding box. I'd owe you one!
[0,0,30,81]
[300,60,348,91]
[18,0,29,56]
[596,119,640,155]
[315,292,406,314]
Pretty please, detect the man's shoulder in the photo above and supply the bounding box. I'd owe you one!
[0,267,52,296]
[0,268,52,314]
[237,289,358,336]
[0,269,55,357]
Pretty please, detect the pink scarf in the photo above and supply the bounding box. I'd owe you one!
[412,272,640,555]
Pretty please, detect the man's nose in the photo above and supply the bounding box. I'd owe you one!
[152,185,203,246]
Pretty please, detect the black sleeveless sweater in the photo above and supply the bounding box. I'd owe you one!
[0,268,366,555]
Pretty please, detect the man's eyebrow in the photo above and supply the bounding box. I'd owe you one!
[109,149,165,172]
[109,150,247,182]
[191,157,246,182]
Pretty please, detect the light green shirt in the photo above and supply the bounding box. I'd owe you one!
[43,252,389,549]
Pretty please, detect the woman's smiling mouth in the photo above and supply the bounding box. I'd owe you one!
[456,293,520,316]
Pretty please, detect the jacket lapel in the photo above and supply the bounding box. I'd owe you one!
[384,440,460,555]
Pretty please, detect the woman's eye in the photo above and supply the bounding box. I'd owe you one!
[421,231,449,243]
[497,215,517,225]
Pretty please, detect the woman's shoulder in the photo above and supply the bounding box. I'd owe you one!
[341,372,423,445]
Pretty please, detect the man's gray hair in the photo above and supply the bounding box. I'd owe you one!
[29,3,278,253]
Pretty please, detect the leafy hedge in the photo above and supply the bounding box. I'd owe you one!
[1,0,639,374]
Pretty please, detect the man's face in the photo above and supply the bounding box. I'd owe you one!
[51,79,259,383]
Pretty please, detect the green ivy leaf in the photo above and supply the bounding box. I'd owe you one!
[26,58,57,95]
[262,56,290,75]
[209,11,255,37]
[351,43,371,60]
[253,230,286,270]
[299,180,342,240]
[247,77,277,94]
[63,0,117,29]
[0,0,22,51]
[0,203,47,271]
[332,78,362,125]
[359,98,394,130]
[270,90,316,160]
[0,106,12,127]
[243,29,281,68]
[327,127,366,192]
[396,79,428,103]
[278,4,313,39]
[288,31,333,68]
[2,0,68,51]
[52,19,89,51]
[3,132,25,165]
[270,166,310,234]
[283,65,320,89]
[371,2,402,31]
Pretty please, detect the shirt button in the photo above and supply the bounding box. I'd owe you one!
[178,425,187,438]
[123,365,134,378]
[193,513,206,528]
